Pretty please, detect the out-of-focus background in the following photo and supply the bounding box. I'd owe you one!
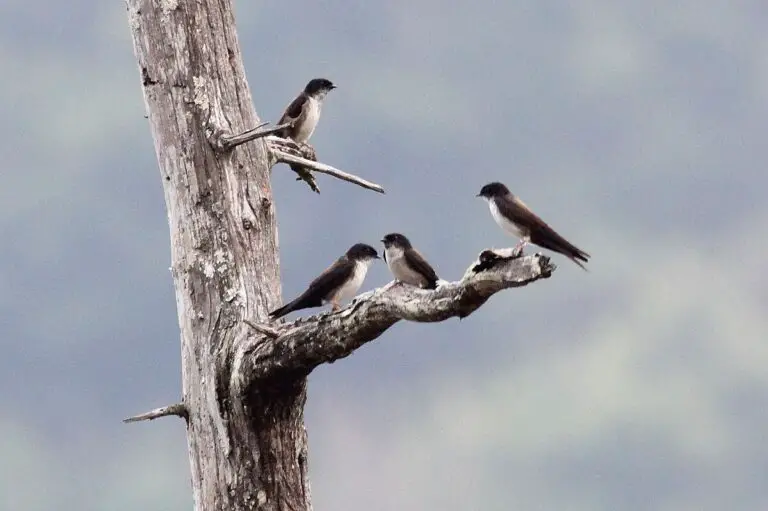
[2,1,767,510]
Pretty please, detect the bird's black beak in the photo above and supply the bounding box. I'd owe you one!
[476,193,482,197]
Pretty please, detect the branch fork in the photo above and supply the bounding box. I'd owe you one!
[203,115,385,194]
[208,121,294,152]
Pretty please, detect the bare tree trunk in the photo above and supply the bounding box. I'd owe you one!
[125,0,311,509]
[124,1,554,510]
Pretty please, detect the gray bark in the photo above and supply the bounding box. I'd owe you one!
[124,1,555,510]
[126,0,301,509]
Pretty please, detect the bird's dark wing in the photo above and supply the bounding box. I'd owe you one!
[499,195,591,270]
[278,94,308,127]
[270,257,355,318]
[404,248,439,289]
[306,256,355,298]
[494,195,543,233]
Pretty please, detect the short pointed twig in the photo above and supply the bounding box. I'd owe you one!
[123,402,188,423]
[244,319,280,338]
[272,151,385,194]
[214,122,293,151]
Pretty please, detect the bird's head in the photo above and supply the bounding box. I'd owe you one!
[477,182,510,200]
[381,233,412,249]
[304,78,336,98]
[347,243,380,262]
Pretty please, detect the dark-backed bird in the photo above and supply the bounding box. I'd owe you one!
[477,182,590,270]
[275,78,336,192]
[381,233,439,289]
[276,78,336,143]
[269,243,379,319]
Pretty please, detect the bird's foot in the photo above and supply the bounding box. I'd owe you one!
[298,142,317,161]
[291,164,320,193]
[512,239,529,258]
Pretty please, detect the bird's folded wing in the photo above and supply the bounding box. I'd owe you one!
[405,248,439,283]
[306,257,355,297]
[278,94,307,125]
[501,196,590,259]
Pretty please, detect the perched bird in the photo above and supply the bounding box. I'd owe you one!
[381,233,439,289]
[269,243,379,319]
[276,78,336,143]
[477,182,590,270]
[275,78,336,193]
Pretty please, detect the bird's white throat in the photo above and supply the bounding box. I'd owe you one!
[384,245,405,267]
[333,259,372,304]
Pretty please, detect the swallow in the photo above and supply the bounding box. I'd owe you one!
[477,182,590,270]
[274,78,336,192]
[381,233,439,289]
[270,243,379,319]
[276,78,336,143]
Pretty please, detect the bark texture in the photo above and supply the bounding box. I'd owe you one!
[238,251,554,383]
[125,1,555,510]
[126,0,310,510]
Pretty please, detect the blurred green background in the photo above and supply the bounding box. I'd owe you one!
[2,1,767,510]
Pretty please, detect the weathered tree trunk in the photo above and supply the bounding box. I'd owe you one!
[124,1,553,510]
[126,1,311,509]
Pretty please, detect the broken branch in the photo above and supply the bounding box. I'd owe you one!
[123,402,188,423]
[210,122,295,151]
[266,136,385,194]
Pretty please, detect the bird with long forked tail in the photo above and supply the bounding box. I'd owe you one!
[477,182,590,270]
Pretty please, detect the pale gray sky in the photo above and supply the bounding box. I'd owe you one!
[2,1,767,510]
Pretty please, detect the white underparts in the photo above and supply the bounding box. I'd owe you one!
[326,259,373,304]
[488,198,525,238]
[384,246,428,287]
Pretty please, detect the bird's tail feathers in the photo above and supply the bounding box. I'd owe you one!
[537,236,590,271]
[269,295,305,319]
[569,254,590,272]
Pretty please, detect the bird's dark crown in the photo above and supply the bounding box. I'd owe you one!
[381,233,412,249]
[478,182,510,198]
[304,78,336,95]
[346,243,379,260]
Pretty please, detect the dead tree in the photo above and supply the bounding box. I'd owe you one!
[123,0,555,509]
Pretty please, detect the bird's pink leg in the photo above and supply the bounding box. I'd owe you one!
[513,237,529,257]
